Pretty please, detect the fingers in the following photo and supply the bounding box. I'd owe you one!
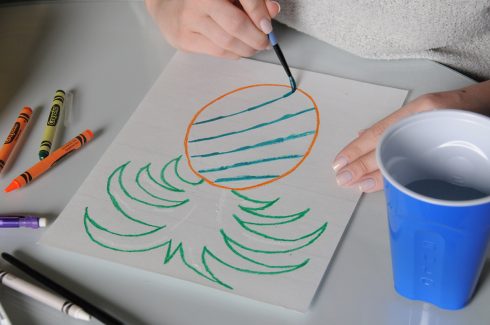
[149,0,275,59]
[332,99,431,193]
[332,116,396,193]
[333,118,392,170]
[233,0,281,19]
[196,17,258,57]
[334,150,383,193]
[357,171,384,193]
[180,32,240,59]
[266,0,281,18]
[335,150,377,186]
[207,0,269,50]
[239,0,273,33]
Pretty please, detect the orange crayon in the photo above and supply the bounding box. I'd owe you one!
[0,106,32,173]
[4,129,94,192]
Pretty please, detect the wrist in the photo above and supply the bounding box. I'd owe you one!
[417,81,490,116]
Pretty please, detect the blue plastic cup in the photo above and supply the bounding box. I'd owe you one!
[377,110,490,310]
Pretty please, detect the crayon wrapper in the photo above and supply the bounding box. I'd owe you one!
[0,107,32,171]
[13,130,92,187]
[39,91,65,153]
[49,130,93,167]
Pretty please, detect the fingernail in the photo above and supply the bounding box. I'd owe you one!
[332,156,348,172]
[269,0,281,13]
[260,18,273,34]
[359,178,376,192]
[336,171,352,186]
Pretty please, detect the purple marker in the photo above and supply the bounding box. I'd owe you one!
[0,216,47,229]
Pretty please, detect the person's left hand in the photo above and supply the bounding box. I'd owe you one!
[332,91,466,193]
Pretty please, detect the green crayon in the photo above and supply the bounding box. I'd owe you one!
[39,90,65,160]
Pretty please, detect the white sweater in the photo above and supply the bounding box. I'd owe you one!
[276,0,490,81]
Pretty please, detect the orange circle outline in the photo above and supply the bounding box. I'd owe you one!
[184,83,320,191]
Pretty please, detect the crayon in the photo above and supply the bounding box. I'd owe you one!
[0,215,47,229]
[0,269,91,321]
[5,129,94,192]
[39,90,65,160]
[0,106,32,173]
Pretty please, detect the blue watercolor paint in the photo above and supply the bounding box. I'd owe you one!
[289,76,297,93]
[188,107,315,143]
[190,131,316,159]
[215,175,279,183]
[406,179,488,201]
[198,154,303,174]
[194,91,293,125]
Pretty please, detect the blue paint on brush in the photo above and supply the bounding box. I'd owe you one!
[268,32,296,93]
[289,76,297,93]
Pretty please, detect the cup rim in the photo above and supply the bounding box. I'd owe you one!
[376,109,490,207]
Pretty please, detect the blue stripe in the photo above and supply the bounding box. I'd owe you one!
[198,155,303,174]
[188,108,315,143]
[190,131,316,159]
[194,91,292,125]
[215,175,279,183]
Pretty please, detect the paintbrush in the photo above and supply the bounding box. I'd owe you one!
[268,32,297,92]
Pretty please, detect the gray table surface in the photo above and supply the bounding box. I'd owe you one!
[0,1,487,324]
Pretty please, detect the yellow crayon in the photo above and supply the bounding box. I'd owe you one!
[39,90,65,160]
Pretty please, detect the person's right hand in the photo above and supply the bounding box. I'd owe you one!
[145,0,281,59]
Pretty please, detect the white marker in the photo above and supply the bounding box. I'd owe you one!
[0,270,91,321]
[0,300,12,325]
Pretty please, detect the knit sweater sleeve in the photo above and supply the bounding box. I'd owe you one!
[275,0,490,80]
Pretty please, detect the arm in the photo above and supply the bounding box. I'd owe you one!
[145,0,280,59]
[333,80,490,193]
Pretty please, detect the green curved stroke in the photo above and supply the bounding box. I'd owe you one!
[141,163,183,193]
[233,213,328,242]
[85,207,165,237]
[159,158,186,192]
[162,240,232,289]
[220,229,310,269]
[136,165,189,203]
[84,210,169,252]
[231,189,277,205]
[220,224,327,254]
[202,247,308,275]
[85,154,328,291]
[173,155,204,186]
[112,162,188,207]
[107,164,161,228]
[239,205,310,221]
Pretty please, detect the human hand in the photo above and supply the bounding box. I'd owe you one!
[145,0,281,59]
[332,82,490,193]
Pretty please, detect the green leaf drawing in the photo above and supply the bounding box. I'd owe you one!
[83,156,327,289]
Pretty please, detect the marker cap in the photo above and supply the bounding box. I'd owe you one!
[38,218,47,228]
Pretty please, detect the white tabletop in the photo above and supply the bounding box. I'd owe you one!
[0,1,487,325]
